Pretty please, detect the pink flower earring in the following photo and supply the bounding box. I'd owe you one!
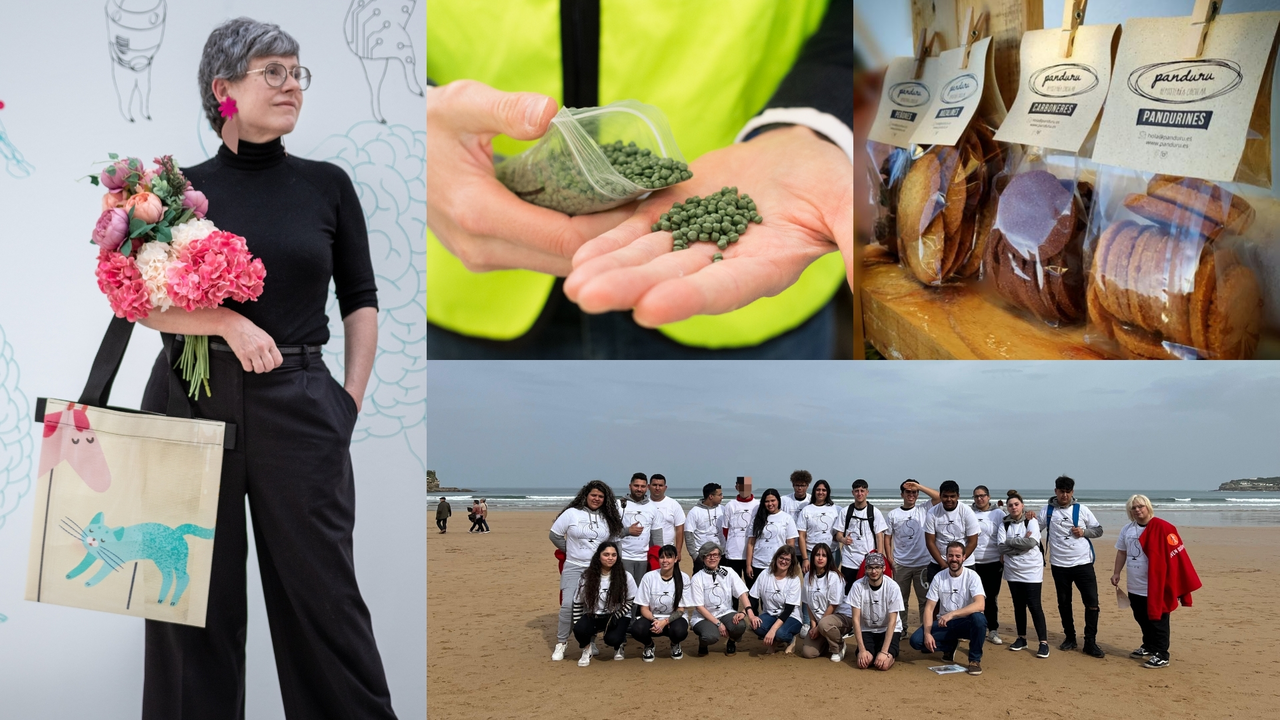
[219,97,239,154]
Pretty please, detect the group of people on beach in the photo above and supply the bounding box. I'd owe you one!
[435,497,491,533]
[548,472,1200,676]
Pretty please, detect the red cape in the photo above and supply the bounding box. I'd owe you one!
[1139,517,1202,620]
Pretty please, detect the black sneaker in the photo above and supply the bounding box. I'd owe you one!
[641,645,655,663]
[1008,638,1028,652]
[1059,638,1078,651]
[697,641,709,657]
[1083,641,1105,658]
[671,643,683,660]
[942,649,956,664]
[1129,647,1152,659]
[1036,642,1050,658]
[1143,656,1169,669]
[725,640,737,656]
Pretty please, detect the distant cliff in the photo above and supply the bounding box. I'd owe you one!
[427,470,472,493]
[1218,477,1280,491]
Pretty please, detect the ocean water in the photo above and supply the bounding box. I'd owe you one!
[430,487,1280,528]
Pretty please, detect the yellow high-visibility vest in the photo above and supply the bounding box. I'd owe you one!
[427,0,845,347]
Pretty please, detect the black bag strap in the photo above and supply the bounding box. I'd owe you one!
[77,316,192,419]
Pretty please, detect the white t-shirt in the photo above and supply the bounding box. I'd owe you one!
[685,503,724,557]
[847,576,905,634]
[797,503,844,550]
[550,507,618,567]
[649,496,686,548]
[1041,502,1102,568]
[1116,521,1150,596]
[577,572,638,614]
[803,570,847,623]
[749,572,803,623]
[838,504,887,570]
[617,498,659,561]
[924,503,980,567]
[926,567,985,617]
[997,516,1044,583]
[636,569,692,620]
[750,511,799,569]
[721,497,760,560]
[885,504,931,568]
[780,492,811,524]
[690,567,748,619]
[972,506,1006,563]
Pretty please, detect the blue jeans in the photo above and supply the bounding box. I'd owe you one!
[754,614,803,644]
[909,613,987,663]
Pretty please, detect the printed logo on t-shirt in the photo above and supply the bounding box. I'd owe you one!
[577,514,603,545]
[729,506,753,536]
[706,579,728,610]
[653,588,673,615]
[937,512,964,542]
[763,518,788,543]
[895,517,920,542]
[813,509,837,534]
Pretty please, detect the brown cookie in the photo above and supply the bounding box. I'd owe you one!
[1188,246,1217,353]
[1148,175,1256,236]
[898,153,945,284]
[945,138,986,280]
[1160,235,1201,348]
[1123,194,1224,243]
[1087,276,1116,340]
[995,171,1076,259]
[1113,322,1178,360]
[1205,262,1263,359]
[1121,226,1160,328]
[1091,220,1135,321]
[1136,228,1175,333]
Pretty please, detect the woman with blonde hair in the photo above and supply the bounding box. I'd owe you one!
[748,545,804,654]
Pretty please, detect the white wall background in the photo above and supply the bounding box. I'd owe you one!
[0,1,425,717]
[855,0,1280,198]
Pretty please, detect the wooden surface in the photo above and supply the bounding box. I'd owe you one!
[911,0,1044,111]
[861,250,1107,359]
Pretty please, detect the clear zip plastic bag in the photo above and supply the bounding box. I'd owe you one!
[495,99,688,216]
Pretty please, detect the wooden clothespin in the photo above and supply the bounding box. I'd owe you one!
[1060,0,1088,58]
[959,8,989,70]
[1183,0,1223,60]
[914,28,930,79]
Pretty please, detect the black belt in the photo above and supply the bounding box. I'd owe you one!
[178,335,323,355]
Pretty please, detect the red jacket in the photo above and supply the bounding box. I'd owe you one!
[1138,517,1201,621]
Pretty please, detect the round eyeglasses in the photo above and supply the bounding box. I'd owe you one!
[245,62,311,91]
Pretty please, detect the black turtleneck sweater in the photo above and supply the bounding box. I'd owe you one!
[180,138,378,346]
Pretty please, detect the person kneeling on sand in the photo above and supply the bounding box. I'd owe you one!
[910,541,988,676]
[630,545,692,662]
[689,542,754,656]
[849,551,904,670]
[748,546,804,654]
[798,543,851,661]
[571,541,637,667]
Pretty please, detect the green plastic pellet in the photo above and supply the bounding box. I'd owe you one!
[699,233,710,241]
[717,238,727,249]
[712,253,723,262]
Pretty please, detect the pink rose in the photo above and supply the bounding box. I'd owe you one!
[182,189,209,219]
[92,208,130,251]
[99,159,133,191]
[124,191,164,224]
[101,191,125,212]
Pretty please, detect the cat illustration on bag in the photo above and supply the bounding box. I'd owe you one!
[62,512,214,606]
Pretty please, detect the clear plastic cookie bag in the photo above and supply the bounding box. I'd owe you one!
[495,99,689,216]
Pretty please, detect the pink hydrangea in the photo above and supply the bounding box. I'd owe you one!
[165,230,265,311]
[91,208,129,251]
[95,248,153,321]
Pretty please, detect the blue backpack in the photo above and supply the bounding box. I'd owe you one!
[1043,503,1094,564]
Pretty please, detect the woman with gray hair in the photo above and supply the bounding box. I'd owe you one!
[137,17,391,718]
[1111,494,1184,669]
[688,541,754,656]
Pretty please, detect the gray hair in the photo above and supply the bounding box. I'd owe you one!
[697,541,723,558]
[198,17,300,135]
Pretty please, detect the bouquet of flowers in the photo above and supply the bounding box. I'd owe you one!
[90,154,265,399]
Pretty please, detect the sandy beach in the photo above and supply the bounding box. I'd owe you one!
[428,511,1280,719]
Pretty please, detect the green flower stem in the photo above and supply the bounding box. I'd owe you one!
[175,335,212,401]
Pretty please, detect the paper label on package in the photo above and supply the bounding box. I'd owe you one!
[910,37,992,147]
[1093,12,1280,182]
[868,56,938,149]
[996,24,1119,152]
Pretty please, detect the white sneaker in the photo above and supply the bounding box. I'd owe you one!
[613,646,625,661]
[551,643,567,661]
[831,642,846,663]
[590,641,599,657]
[577,648,592,667]
[988,631,1003,645]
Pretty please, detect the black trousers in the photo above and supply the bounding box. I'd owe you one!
[860,630,901,658]
[436,517,448,532]
[973,561,1003,632]
[574,614,628,649]
[1007,581,1048,642]
[1051,564,1100,643]
[629,616,690,646]
[140,347,395,720]
[840,565,859,596]
[1129,593,1171,660]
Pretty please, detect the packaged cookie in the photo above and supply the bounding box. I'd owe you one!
[865,36,940,259]
[983,13,1121,327]
[899,18,1008,287]
[1085,7,1280,358]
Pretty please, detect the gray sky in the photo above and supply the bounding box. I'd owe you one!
[427,362,1280,492]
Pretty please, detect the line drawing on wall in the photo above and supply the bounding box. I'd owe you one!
[0,113,35,179]
[1,324,34,624]
[311,122,425,469]
[344,0,425,124]
[106,0,167,122]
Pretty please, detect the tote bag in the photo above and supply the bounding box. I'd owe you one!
[24,317,231,627]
